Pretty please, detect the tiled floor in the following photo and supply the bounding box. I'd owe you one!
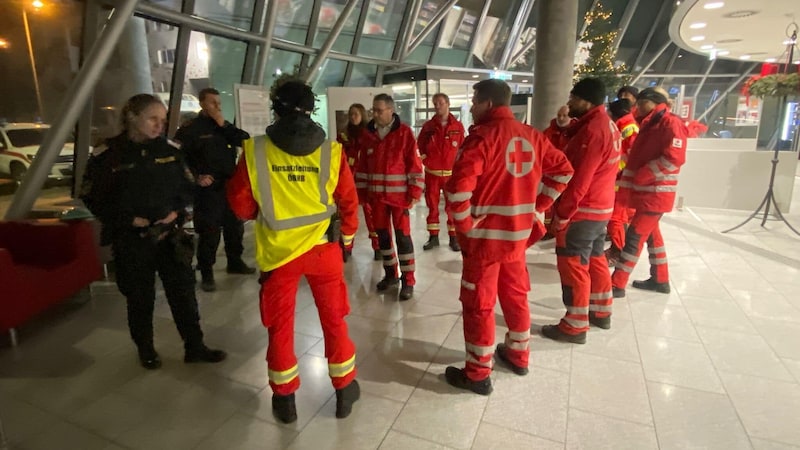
[2,178,800,450]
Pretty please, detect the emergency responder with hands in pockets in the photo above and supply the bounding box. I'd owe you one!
[227,80,361,424]
[175,88,254,292]
[444,79,574,395]
[81,93,226,370]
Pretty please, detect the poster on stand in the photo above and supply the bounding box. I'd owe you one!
[234,84,271,137]
[326,87,392,141]
[735,96,761,127]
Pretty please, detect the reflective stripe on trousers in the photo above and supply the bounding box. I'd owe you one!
[612,211,667,289]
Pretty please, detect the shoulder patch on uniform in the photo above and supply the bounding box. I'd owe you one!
[154,156,177,164]
[167,139,181,150]
[92,143,108,156]
[672,138,684,148]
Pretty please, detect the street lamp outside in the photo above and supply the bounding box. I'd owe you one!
[23,0,45,120]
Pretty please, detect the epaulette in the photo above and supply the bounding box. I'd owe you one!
[92,143,108,156]
[167,138,182,150]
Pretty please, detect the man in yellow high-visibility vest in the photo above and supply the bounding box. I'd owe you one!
[227,80,360,424]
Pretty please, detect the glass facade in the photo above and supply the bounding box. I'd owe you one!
[0,0,782,215]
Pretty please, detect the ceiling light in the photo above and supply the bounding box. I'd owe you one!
[471,74,479,78]
[717,50,730,56]
[690,22,707,29]
[700,44,714,50]
[739,55,751,60]
[690,36,705,41]
[521,79,529,82]
[765,58,777,62]
[391,84,414,91]
[795,61,800,64]
[703,2,724,9]
[783,39,797,45]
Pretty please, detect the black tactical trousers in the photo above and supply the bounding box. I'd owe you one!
[194,187,245,270]
[113,230,203,350]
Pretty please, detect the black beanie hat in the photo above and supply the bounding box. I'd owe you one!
[272,80,315,116]
[571,78,606,106]
[617,85,639,99]
[637,88,668,105]
[608,99,632,119]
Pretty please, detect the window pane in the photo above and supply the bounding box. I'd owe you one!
[315,0,363,51]
[194,0,254,29]
[274,0,315,44]
[349,63,377,87]
[357,0,408,58]
[261,49,303,87]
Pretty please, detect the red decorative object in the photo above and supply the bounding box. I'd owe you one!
[760,63,779,76]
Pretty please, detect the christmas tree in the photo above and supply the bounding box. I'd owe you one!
[574,2,630,97]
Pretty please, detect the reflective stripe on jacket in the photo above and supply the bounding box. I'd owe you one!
[417,113,465,171]
[555,105,621,222]
[241,136,341,272]
[618,103,688,213]
[445,106,574,261]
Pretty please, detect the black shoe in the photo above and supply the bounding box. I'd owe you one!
[272,393,297,424]
[335,380,361,419]
[495,343,528,375]
[343,249,352,263]
[376,276,399,291]
[422,235,439,251]
[449,239,461,252]
[541,232,555,241]
[612,287,626,298]
[632,278,671,294]
[540,325,586,344]
[137,346,162,370]
[373,249,382,261]
[227,260,256,275]
[399,283,414,301]
[444,366,492,395]
[589,313,611,330]
[200,269,216,292]
[184,344,227,363]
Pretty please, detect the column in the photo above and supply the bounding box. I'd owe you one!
[532,0,578,130]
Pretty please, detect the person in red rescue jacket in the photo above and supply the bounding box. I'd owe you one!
[443,80,574,395]
[418,93,466,252]
[338,103,380,260]
[227,81,361,424]
[612,88,688,298]
[605,99,639,266]
[541,78,621,344]
[542,105,573,151]
[355,93,424,301]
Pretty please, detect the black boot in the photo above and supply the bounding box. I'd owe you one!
[227,259,256,275]
[612,287,626,298]
[448,238,461,252]
[137,345,162,370]
[399,281,414,301]
[589,312,611,329]
[377,266,399,291]
[632,278,671,294]
[184,343,227,363]
[444,366,492,395]
[335,380,361,419]
[373,249,382,261]
[200,268,216,292]
[495,344,528,375]
[540,325,586,344]
[422,235,439,251]
[272,393,297,424]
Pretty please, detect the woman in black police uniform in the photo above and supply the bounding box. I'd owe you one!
[81,94,226,370]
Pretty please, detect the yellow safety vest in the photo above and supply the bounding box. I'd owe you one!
[243,135,341,272]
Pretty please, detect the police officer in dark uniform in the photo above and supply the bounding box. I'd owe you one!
[81,93,226,370]
[174,88,254,292]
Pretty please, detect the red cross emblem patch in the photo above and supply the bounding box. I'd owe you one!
[506,137,534,177]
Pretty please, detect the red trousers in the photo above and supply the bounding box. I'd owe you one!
[555,220,613,336]
[460,252,531,381]
[424,173,455,236]
[361,203,379,250]
[372,201,415,285]
[607,195,635,251]
[612,212,668,288]
[259,243,356,396]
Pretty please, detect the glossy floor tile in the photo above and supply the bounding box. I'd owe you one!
[2,180,800,449]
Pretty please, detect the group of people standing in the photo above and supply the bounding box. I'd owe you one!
[81,74,688,422]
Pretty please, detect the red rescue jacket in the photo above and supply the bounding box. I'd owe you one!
[337,125,366,172]
[445,106,574,262]
[555,105,621,222]
[417,113,465,174]
[615,113,639,166]
[542,118,572,151]
[618,103,688,213]
[354,115,424,208]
